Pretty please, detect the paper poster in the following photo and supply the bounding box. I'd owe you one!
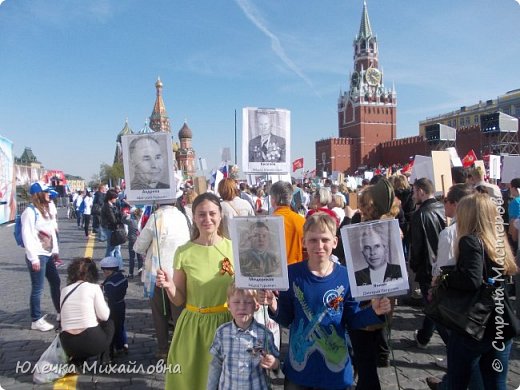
[446,147,463,167]
[409,155,434,184]
[340,219,409,300]
[242,107,290,174]
[501,156,520,183]
[229,216,289,290]
[431,151,452,195]
[122,132,177,204]
[193,176,207,195]
[474,160,486,178]
[489,155,501,180]
[349,191,358,210]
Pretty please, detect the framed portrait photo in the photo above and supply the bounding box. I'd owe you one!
[121,132,177,204]
[340,219,409,301]
[229,216,289,291]
[242,107,290,174]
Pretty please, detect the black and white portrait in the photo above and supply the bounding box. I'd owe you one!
[128,135,169,190]
[229,216,289,290]
[242,107,291,174]
[341,219,408,300]
[122,132,177,204]
[354,225,402,286]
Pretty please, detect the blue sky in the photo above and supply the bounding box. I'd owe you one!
[0,0,519,181]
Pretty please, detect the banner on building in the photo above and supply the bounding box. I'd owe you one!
[0,135,16,224]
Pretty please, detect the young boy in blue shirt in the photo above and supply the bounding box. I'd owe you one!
[207,283,279,389]
[259,213,391,389]
[100,256,129,359]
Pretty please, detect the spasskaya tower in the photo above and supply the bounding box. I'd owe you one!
[316,1,396,174]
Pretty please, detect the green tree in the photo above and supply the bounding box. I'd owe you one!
[99,162,124,187]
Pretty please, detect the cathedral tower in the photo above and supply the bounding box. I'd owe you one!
[149,77,171,132]
[176,121,196,178]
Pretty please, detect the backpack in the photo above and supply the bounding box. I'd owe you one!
[78,199,86,214]
[291,188,303,212]
[14,204,37,247]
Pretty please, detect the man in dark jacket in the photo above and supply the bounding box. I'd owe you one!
[92,184,106,239]
[409,178,446,348]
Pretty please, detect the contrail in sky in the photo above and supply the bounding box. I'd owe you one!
[235,0,320,97]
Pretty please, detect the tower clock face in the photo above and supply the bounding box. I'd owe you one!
[366,67,381,86]
[351,71,360,87]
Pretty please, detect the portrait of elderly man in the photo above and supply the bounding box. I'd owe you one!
[355,227,402,286]
[129,136,169,190]
[239,221,282,277]
[248,111,286,163]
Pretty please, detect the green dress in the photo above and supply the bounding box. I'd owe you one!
[165,238,233,389]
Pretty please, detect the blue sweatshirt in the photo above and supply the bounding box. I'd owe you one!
[270,260,382,389]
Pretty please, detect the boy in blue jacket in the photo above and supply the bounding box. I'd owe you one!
[259,213,391,389]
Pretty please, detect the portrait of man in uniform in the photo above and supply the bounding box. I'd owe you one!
[248,111,286,163]
[239,221,282,277]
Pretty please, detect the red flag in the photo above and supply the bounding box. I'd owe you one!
[401,160,414,175]
[292,158,304,172]
[462,149,477,168]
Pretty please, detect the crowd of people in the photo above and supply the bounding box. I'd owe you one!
[20,164,520,389]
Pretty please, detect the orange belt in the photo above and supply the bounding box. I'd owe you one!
[185,303,228,314]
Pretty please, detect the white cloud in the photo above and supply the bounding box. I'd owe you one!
[234,0,320,97]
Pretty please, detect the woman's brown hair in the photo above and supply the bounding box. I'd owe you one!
[190,193,224,240]
[456,193,517,275]
[67,257,99,285]
[31,192,50,218]
[218,178,238,201]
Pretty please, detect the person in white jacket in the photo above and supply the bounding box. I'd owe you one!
[134,201,191,359]
[22,182,61,332]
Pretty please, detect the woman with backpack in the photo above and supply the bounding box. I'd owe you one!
[22,181,61,332]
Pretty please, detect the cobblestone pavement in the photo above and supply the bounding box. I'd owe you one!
[0,208,519,389]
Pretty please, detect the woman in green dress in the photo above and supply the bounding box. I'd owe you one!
[156,192,234,389]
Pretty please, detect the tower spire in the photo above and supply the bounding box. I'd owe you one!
[149,77,171,132]
[358,1,373,40]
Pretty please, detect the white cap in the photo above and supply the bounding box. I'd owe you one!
[100,256,119,269]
